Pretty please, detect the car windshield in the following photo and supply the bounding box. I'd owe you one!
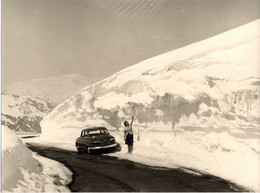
[83,128,108,137]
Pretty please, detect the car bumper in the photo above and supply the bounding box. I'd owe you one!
[88,143,117,150]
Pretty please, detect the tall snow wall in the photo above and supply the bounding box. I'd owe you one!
[41,19,260,136]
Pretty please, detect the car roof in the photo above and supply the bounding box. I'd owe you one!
[82,127,107,132]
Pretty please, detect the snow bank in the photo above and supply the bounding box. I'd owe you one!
[39,20,260,191]
[41,19,260,132]
[2,126,72,192]
[2,126,20,151]
[9,154,72,193]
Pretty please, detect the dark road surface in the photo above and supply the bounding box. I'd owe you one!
[27,143,246,192]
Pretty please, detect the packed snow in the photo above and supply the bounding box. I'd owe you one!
[2,126,72,192]
[37,20,260,191]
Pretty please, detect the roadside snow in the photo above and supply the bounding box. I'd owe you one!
[2,126,72,192]
[2,126,20,151]
[9,153,72,193]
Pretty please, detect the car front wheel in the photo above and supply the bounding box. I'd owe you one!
[77,147,82,154]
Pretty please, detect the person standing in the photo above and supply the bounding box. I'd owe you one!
[124,116,134,154]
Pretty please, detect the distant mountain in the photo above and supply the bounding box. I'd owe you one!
[1,94,53,133]
[2,74,92,106]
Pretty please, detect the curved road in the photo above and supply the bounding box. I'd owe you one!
[27,143,246,192]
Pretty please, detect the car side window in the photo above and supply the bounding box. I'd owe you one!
[101,129,108,134]
[81,130,88,137]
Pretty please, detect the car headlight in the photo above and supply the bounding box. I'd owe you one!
[110,138,115,142]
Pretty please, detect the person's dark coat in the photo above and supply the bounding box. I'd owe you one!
[125,133,133,145]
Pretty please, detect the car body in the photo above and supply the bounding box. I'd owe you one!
[75,127,118,154]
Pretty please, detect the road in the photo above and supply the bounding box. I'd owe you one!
[27,143,246,192]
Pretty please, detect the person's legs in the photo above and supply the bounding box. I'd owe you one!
[129,145,133,154]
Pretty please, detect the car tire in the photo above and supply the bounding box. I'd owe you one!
[115,143,121,152]
[77,147,82,154]
[76,143,82,154]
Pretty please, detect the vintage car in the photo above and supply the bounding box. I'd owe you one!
[75,127,118,154]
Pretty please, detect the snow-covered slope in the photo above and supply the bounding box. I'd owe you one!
[1,94,53,133]
[2,126,72,192]
[3,74,92,106]
[40,20,260,191]
[41,19,260,133]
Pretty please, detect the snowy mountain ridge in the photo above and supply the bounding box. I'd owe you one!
[2,94,53,133]
[3,74,92,106]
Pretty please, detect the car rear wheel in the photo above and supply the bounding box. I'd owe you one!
[76,143,83,154]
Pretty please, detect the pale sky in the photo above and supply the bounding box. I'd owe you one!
[2,0,260,85]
